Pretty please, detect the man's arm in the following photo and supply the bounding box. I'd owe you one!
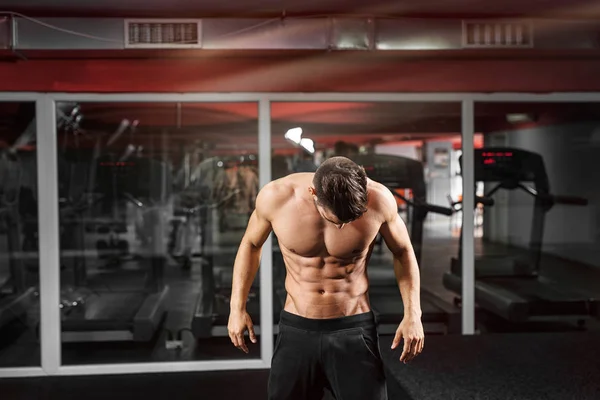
[228,182,279,353]
[378,187,422,319]
[230,199,273,312]
[377,185,425,363]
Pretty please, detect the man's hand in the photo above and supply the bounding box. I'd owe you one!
[391,317,424,364]
[227,310,257,354]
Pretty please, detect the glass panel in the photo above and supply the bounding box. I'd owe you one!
[467,102,600,333]
[0,102,40,368]
[270,102,464,348]
[56,102,259,364]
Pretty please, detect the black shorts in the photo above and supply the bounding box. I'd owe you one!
[268,310,388,400]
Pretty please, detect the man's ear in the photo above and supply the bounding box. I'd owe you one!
[308,186,316,196]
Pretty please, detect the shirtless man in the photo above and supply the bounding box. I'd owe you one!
[227,157,424,400]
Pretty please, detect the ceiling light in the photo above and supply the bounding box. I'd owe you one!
[284,127,303,144]
[300,138,315,154]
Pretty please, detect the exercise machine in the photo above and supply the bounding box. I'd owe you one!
[450,148,587,278]
[350,154,461,334]
[191,156,285,338]
[61,156,171,342]
[169,145,215,270]
[443,148,598,324]
[0,150,37,330]
[57,110,170,342]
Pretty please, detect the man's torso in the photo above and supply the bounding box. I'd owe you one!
[269,173,385,319]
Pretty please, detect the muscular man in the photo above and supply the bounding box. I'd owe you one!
[228,157,424,400]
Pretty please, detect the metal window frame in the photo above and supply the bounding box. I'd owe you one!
[36,97,61,373]
[461,100,475,335]
[0,91,598,378]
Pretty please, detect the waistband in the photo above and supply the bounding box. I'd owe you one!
[279,310,376,332]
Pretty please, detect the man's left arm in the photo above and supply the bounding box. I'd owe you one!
[377,186,425,364]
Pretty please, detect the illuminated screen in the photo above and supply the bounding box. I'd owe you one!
[481,151,514,165]
[472,149,540,183]
[360,160,409,188]
[352,155,420,191]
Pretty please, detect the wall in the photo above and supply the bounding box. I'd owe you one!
[425,140,453,220]
[374,143,419,159]
[485,121,600,268]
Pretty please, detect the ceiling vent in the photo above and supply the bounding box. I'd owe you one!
[462,20,533,48]
[124,19,202,48]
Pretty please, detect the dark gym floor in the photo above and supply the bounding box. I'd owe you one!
[382,332,600,400]
[2,332,600,400]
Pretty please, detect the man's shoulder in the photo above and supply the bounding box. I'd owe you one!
[257,174,306,210]
[366,179,397,216]
[261,177,295,199]
[366,179,390,201]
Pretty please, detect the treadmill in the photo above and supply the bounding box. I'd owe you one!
[351,154,461,334]
[60,156,170,342]
[1,113,41,332]
[192,156,286,338]
[449,148,586,278]
[443,148,597,323]
[0,152,36,330]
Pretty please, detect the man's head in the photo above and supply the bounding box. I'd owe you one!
[309,156,368,226]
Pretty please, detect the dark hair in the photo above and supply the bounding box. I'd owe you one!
[313,157,368,223]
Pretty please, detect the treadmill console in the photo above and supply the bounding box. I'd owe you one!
[351,154,425,196]
[462,148,548,187]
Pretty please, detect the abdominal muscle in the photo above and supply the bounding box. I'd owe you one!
[281,252,372,319]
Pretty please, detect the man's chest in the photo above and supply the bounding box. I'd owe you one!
[272,216,379,259]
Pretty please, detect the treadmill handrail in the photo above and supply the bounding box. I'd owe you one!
[448,195,495,211]
[516,184,588,207]
[177,189,241,215]
[551,195,588,206]
[390,189,453,216]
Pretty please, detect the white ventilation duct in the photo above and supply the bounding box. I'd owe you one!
[2,16,599,51]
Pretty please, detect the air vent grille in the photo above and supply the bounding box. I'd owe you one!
[125,19,202,48]
[462,21,533,48]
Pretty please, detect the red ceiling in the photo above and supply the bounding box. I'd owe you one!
[2,56,600,94]
[1,101,598,130]
[60,101,600,126]
[0,101,598,153]
[72,102,462,126]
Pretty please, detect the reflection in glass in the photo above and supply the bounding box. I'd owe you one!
[445,102,600,333]
[0,102,40,368]
[56,102,260,364]
[270,102,464,338]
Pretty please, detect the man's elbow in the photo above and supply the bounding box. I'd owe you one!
[242,236,263,252]
[389,243,408,259]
